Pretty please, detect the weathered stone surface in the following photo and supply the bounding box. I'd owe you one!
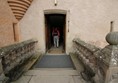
[73,37,118,83]
[0,39,38,82]
[73,38,100,53]
[0,73,9,83]
[95,45,118,67]
[94,44,118,83]
[106,32,118,45]
[73,38,100,82]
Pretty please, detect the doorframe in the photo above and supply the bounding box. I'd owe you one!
[44,9,67,53]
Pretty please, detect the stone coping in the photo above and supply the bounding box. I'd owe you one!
[0,39,38,58]
[73,38,100,53]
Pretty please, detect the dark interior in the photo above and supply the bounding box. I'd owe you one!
[45,14,66,50]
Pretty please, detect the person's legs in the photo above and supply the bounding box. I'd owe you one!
[57,36,59,47]
[55,36,59,47]
[53,36,56,47]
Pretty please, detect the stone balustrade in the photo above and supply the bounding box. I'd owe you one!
[73,32,118,83]
[73,38,100,81]
[94,32,118,83]
[0,39,38,82]
[94,45,118,83]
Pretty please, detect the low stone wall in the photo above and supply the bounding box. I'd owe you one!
[0,39,38,82]
[73,32,118,83]
[73,38,100,81]
[94,45,118,83]
[94,32,118,83]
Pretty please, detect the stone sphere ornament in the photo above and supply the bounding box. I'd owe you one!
[106,32,118,45]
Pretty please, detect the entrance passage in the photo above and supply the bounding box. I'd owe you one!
[45,14,66,54]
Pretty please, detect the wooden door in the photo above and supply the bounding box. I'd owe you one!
[45,16,48,52]
[45,15,52,52]
[63,16,66,51]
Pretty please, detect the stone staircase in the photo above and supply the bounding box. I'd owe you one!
[11,54,88,83]
[12,68,87,83]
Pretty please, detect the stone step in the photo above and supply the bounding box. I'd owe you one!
[12,75,85,83]
[29,75,83,83]
[24,69,79,76]
[33,68,74,70]
[12,69,89,83]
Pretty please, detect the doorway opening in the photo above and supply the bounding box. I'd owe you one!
[13,23,20,42]
[45,14,66,54]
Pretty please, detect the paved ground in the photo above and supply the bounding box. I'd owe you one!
[12,68,87,83]
[47,45,64,54]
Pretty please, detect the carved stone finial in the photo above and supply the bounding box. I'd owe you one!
[106,32,118,45]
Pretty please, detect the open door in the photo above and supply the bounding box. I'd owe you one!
[63,18,66,51]
[45,15,52,52]
[45,14,66,53]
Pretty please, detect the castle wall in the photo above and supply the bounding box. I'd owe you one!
[19,0,118,53]
[0,0,17,47]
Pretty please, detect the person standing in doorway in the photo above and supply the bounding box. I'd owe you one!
[52,28,60,47]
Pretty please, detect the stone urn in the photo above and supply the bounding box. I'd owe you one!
[106,32,118,45]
